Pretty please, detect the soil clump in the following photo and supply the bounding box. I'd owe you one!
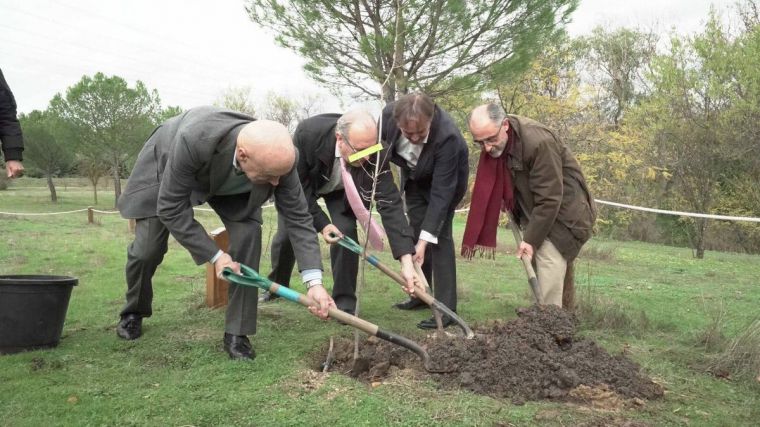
[323,305,663,403]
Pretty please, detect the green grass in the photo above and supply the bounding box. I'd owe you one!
[1,179,759,426]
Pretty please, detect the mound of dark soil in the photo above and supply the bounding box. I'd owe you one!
[322,305,663,403]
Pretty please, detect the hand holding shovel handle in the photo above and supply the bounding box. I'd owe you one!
[506,212,544,305]
[331,233,475,339]
[222,264,440,370]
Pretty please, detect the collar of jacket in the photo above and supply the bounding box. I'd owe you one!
[506,115,524,172]
[209,122,247,194]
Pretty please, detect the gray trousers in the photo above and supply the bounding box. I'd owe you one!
[404,181,458,312]
[121,207,262,336]
[268,191,359,311]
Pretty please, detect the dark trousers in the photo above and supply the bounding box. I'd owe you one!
[268,191,359,311]
[404,180,457,312]
[121,205,262,336]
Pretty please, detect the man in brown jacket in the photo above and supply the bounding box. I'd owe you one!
[463,103,595,307]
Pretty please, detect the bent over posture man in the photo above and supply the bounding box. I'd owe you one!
[464,103,596,308]
[117,106,333,360]
[266,110,418,314]
[381,93,469,329]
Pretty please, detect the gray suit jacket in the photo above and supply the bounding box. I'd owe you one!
[118,106,322,271]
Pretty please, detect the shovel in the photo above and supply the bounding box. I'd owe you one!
[222,264,450,373]
[507,212,543,305]
[330,233,475,339]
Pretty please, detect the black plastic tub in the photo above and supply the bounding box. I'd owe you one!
[0,275,78,354]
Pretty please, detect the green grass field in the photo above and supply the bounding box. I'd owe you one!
[1,179,758,426]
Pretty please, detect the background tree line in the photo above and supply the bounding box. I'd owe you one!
[3,0,759,257]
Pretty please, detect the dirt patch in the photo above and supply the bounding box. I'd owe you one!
[321,305,663,403]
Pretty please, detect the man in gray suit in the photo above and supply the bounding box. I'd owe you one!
[117,106,333,360]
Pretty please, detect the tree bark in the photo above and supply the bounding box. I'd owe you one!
[46,174,58,203]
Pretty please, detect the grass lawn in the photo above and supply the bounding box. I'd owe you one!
[1,179,758,426]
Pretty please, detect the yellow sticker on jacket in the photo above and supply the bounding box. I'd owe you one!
[348,143,383,163]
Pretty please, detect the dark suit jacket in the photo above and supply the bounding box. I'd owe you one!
[294,113,415,259]
[0,68,24,162]
[380,103,469,237]
[118,106,322,271]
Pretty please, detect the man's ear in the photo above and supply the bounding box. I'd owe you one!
[236,146,248,163]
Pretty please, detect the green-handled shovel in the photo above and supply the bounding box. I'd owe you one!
[330,234,475,339]
[222,264,450,372]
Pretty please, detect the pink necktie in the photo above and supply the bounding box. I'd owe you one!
[339,158,385,251]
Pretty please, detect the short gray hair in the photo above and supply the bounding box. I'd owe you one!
[336,109,376,138]
[467,102,506,130]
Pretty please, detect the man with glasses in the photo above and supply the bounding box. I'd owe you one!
[381,93,469,329]
[463,103,596,308]
[265,110,418,315]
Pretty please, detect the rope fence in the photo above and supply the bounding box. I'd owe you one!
[1,200,758,223]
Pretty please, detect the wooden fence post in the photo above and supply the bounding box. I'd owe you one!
[87,207,94,224]
[205,227,230,308]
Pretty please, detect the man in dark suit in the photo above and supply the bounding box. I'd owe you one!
[0,68,25,179]
[117,106,333,360]
[381,93,469,329]
[266,110,418,314]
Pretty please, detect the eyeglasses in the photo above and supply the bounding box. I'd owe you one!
[341,135,359,153]
[472,123,503,147]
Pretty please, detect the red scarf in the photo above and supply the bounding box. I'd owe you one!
[461,128,515,258]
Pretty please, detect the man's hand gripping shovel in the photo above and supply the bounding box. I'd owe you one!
[222,264,452,372]
[329,232,475,339]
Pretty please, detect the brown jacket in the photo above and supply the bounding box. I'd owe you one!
[507,115,596,260]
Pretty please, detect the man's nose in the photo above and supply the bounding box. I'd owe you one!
[484,144,493,153]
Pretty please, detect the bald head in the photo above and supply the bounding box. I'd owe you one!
[236,120,296,185]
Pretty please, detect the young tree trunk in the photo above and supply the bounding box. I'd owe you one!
[695,218,707,259]
[46,174,58,203]
[112,165,122,208]
[89,175,99,205]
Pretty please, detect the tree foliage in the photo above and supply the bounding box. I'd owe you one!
[247,0,577,102]
[579,26,658,128]
[49,73,162,207]
[18,110,74,202]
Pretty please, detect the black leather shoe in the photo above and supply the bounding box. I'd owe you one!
[116,314,142,340]
[258,291,280,302]
[393,297,426,310]
[417,314,455,330]
[223,333,255,360]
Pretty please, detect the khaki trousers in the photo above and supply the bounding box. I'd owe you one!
[534,239,567,307]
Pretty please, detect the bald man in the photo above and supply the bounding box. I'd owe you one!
[117,106,332,360]
[266,110,417,315]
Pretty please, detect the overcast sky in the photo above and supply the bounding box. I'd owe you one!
[0,0,733,115]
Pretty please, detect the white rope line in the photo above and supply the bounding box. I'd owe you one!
[0,208,89,216]
[594,199,760,223]
[1,200,757,222]
[453,199,760,222]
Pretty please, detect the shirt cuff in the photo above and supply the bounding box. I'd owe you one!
[419,230,438,245]
[301,269,323,283]
[209,249,223,264]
